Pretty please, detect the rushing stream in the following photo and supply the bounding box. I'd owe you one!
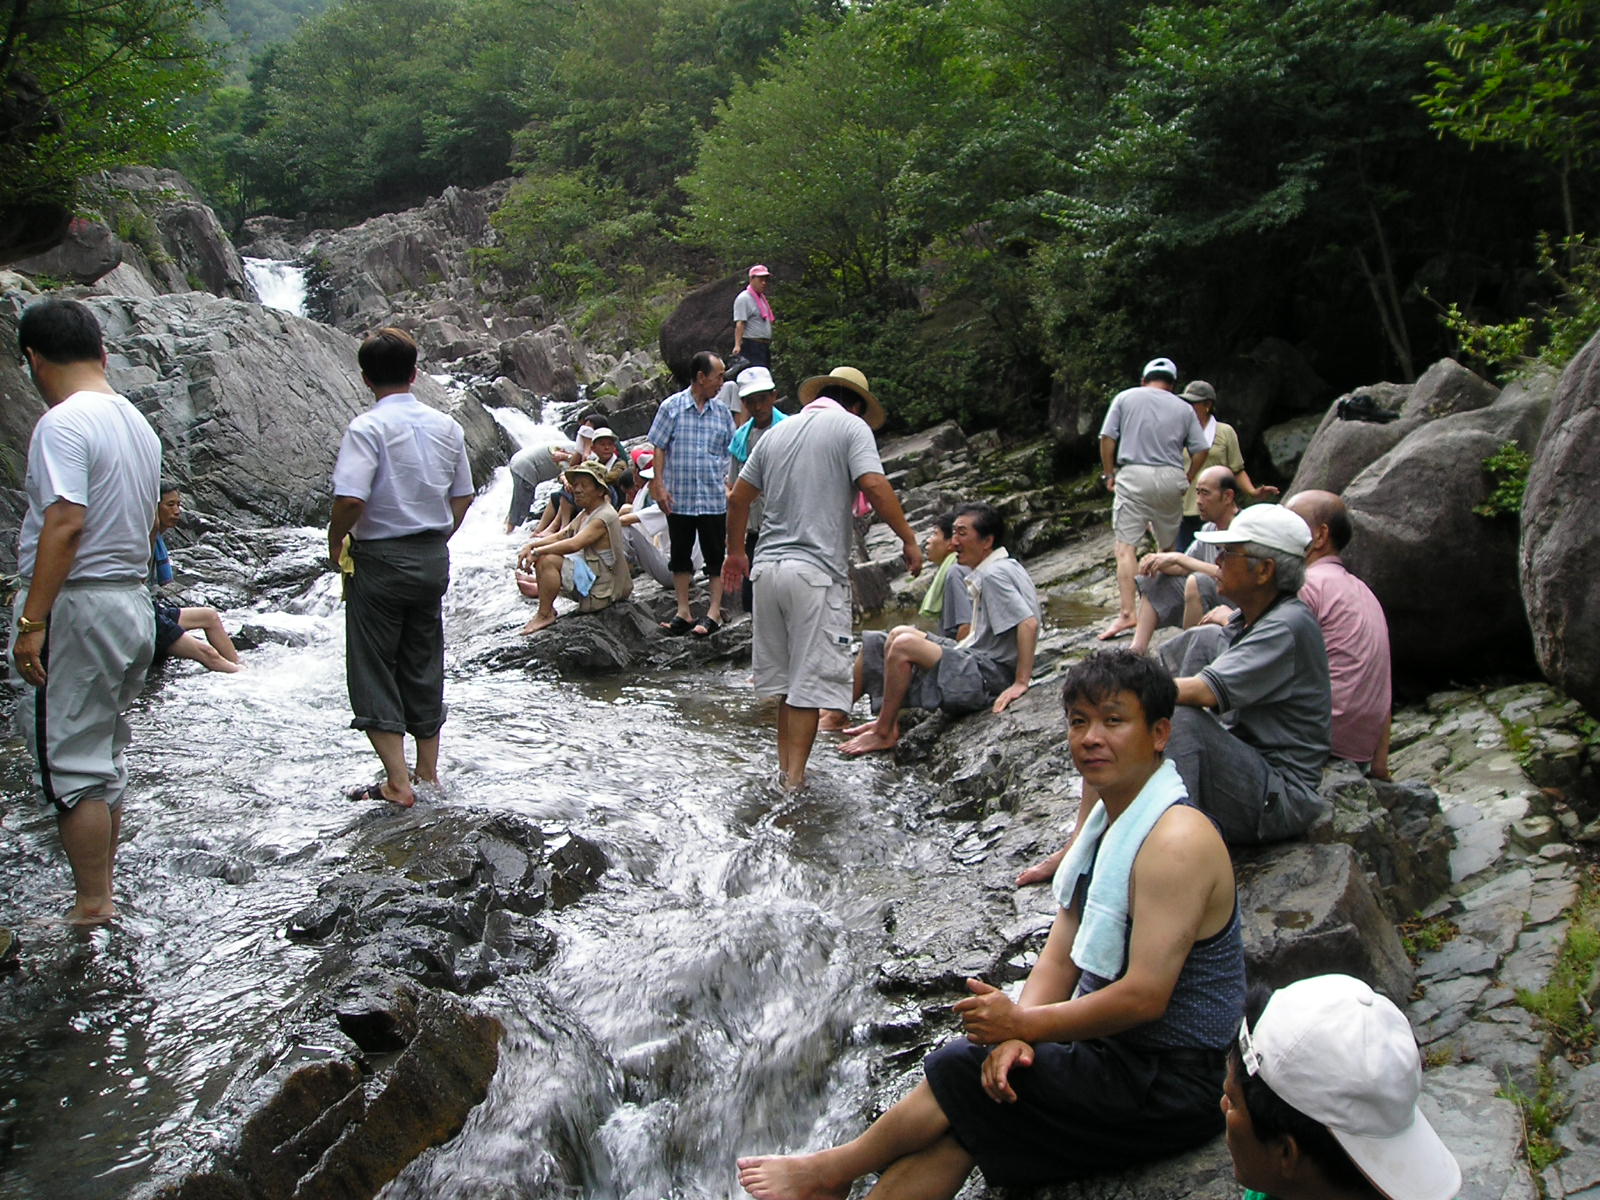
[0,429,966,1198]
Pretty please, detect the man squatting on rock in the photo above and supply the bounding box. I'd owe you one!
[722,366,922,791]
[329,328,474,809]
[10,298,163,925]
[649,350,737,638]
[738,650,1244,1200]
[838,501,1039,757]
[1098,356,1209,641]
[1022,502,1332,885]
[1225,973,1461,1200]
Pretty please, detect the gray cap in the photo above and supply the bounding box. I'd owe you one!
[1181,381,1217,405]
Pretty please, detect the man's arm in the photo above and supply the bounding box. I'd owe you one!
[1185,447,1209,484]
[517,515,604,569]
[857,471,923,576]
[732,319,746,356]
[1099,436,1117,492]
[328,495,365,568]
[992,615,1039,713]
[449,494,472,535]
[1138,550,1214,578]
[11,500,86,686]
[721,477,760,593]
[1175,674,1220,708]
[649,443,672,513]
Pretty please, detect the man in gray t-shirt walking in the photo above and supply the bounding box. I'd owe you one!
[1097,357,1208,641]
[723,366,921,790]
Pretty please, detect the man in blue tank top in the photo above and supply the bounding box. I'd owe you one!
[736,650,1244,1199]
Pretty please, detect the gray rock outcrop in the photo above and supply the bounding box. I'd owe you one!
[12,215,122,283]
[1339,372,1551,680]
[77,292,505,524]
[659,273,744,382]
[1520,328,1600,717]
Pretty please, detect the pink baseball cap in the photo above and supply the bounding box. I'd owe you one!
[748,264,771,277]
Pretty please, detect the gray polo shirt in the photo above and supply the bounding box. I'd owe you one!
[1200,596,1332,807]
[733,290,773,340]
[741,404,882,584]
[1100,386,1208,468]
[963,555,1041,671]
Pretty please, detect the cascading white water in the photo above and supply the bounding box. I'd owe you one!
[243,257,309,317]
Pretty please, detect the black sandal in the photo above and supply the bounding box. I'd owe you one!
[660,615,696,636]
[692,617,721,638]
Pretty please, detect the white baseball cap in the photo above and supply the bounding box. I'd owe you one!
[737,365,776,398]
[1142,357,1178,381]
[1239,974,1461,1200]
[1195,502,1311,557]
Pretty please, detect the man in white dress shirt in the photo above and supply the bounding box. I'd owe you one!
[328,328,475,807]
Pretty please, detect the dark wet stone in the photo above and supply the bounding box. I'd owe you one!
[547,831,608,909]
[231,624,313,650]
[332,975,420,1054]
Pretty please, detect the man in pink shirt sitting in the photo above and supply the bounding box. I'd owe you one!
[1287,491,1392,779]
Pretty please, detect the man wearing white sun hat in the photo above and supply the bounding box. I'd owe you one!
[1225,973,1462,1200]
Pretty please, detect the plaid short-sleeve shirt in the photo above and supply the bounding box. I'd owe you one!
[647,386,735,515]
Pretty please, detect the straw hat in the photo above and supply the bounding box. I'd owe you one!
[797,366,887,430]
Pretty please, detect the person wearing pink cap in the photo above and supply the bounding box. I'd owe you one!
[733,265,775,368]
[1225,974,1461,1200]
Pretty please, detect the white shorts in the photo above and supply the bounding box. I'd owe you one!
[1112,463,1187,548]
[750,558,853,710]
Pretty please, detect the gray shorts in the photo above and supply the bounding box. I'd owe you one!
[750,558,853,709]
[1112,463,1187,548]
[11,582,154,810]
[1137,571,1220,628]
[860,630,1010,716]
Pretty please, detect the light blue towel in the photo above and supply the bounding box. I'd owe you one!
[1050,758,1188,979]
[567,553,597,597]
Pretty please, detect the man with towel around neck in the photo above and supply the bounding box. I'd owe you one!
[737,650,1242,1200]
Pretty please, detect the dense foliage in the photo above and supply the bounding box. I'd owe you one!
[11,0,1597,435]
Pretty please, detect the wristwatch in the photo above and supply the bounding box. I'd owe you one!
[16,617,45,634]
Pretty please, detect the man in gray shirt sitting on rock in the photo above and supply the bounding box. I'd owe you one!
[841,502,1040,757]
[1021,503,1331,884]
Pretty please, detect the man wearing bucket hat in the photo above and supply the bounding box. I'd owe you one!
[1019,503,1330,884]
[732,265,775,368]
[1226,974,1461,1200]
[515,458,632,634]
[723,365,921,790]
[1097,357,1210,641]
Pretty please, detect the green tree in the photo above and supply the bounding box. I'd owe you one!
[0,0,219,214]
[1420,0,1600,245]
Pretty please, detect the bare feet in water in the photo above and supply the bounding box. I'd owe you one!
[64,904,116,926]
[520,612,557,635]
[1096,615,1137,641]
[1015,846,1066,887]
[736,1154,849,1200]
[839,727,898,757]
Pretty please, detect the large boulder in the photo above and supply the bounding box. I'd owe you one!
[1338,375,1551,682]
[498,325,580,403]
[12,216,122,283]
[659,273,743,383]
[1521,329,1600,717]
[79,293,504,524]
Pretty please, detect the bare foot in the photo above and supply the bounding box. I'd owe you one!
[1016,847,1066,887]
[520,612,558,635]
[65,904,116,926]
[839,728,898,757]
[1097,615,1137,641]
[816,711,850,733]
[346,782,415,808]
[838,720,875,736]
[217,660,244,674]
[736,1154,849,1200]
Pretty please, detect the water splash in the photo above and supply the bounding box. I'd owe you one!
[242,257,308,317]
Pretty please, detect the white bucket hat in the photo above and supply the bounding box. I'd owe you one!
[1239,974,1461,1200]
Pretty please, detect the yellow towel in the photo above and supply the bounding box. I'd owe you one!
[339,535,355,600]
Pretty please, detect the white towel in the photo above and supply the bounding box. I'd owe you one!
[1050,758,1188,979]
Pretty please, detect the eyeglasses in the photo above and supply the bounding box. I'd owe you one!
[1217,548,1263,564]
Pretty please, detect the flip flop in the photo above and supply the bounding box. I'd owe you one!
[345,783,387,802]
[660,615,696,636]
[692,617,721,638]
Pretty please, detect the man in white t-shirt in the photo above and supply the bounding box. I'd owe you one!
[10,298,163,925]
[329,328,475,809]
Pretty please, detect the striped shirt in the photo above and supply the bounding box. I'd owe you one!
[647,386,735,515]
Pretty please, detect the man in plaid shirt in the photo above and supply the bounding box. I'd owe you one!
[648,350,737,637]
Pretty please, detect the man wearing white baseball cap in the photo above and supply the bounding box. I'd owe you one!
[1019,502,1331,884]
[1097,357,1210,641]
[1225,974,1461,1200]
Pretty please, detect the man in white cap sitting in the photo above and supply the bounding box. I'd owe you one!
[1020,503,1331,884]
[1097,357,1210,641]
[1226,974,1461,1200]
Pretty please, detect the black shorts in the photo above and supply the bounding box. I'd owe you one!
[923,1035,1224,1188]
[666,512,727,576]
[154,601,185,657]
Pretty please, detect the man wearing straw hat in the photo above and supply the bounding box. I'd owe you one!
[724,366,922,790]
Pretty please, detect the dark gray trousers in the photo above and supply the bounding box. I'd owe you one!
[346,533,449,739]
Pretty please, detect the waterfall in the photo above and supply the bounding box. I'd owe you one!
[243,257,309,317]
